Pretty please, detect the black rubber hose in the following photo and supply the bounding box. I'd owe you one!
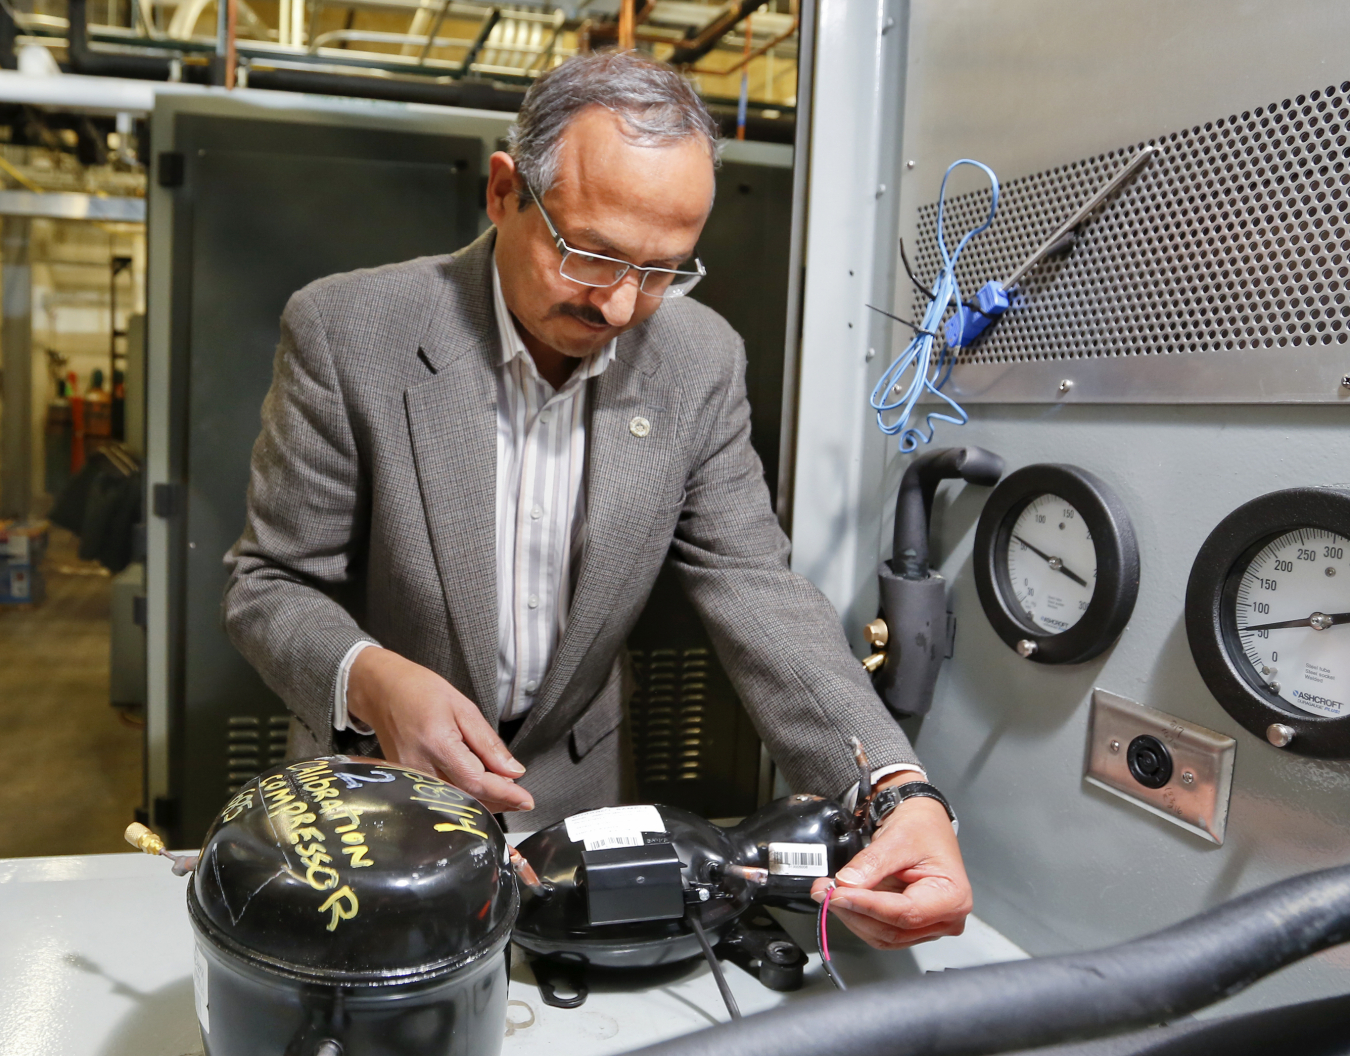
[621,863,1350,1056]
[892,446,1003,578]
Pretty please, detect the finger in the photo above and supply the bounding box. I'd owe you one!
[826,903,964,950]
[434,737,535,812]
[826,876,971,932]
[452,697,527,778]
[834,835,921,890]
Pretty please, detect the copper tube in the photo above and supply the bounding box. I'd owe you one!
[509,846,553,899]
[693,17,798,77]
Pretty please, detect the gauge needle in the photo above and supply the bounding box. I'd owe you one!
[1011,534,1089,587]
[1242,611,1350,632]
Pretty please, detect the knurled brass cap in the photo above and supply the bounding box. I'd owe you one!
[124,821,165,857]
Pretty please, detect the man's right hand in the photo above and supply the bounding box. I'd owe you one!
[346,648,534,814]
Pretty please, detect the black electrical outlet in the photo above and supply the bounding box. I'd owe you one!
[1127,734,1173,789]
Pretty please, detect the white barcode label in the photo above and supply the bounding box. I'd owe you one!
[193,944,210,1034]
[767,842,828,877]
[582,832,646,852]
[565,805,664,846]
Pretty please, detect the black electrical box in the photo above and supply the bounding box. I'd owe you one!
[582,838,684,926]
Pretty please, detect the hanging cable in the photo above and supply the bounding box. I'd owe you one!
[869,159,1000,453]
[897,236,934,303]
[818,882,847,991]
[689,914,742,1020]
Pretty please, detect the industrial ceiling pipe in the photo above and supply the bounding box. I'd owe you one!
[622,863,1350,1056]
[67,0,173,80]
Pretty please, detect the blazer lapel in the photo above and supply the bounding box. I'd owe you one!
[514,342,681,751]
[404,234,502,719]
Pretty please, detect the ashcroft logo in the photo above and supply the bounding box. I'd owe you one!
[1292,689,1347,710]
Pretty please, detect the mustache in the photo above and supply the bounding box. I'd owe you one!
[550,301,609,328]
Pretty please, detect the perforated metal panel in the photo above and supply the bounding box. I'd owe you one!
[909,79,1350,403]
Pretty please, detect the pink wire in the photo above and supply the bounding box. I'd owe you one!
[820,883,834,960]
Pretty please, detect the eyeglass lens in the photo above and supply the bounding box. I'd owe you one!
[558,251,699,298]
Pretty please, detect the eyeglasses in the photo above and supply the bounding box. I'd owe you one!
[528,184,705,299]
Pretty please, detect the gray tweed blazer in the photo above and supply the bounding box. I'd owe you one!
[224,229,919,829]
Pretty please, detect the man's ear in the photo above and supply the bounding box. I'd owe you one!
[485,151,520,226]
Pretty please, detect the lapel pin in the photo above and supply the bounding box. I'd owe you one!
[629,416,651,438]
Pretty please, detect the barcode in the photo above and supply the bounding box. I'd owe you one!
[767,842,828,877]
[583,832,644,851]
[771,849,824,867]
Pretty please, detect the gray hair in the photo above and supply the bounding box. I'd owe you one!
[507,50,722,199]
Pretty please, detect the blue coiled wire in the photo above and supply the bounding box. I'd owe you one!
[869,159,1000,452]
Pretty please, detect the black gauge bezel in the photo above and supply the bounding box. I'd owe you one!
[1185,487,1350,759]
[973,464,1140,665]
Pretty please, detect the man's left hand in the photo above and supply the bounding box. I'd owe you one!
[810,787,972,949]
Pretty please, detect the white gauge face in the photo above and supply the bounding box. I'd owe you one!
[1234,528,1350,717]
[1004,494,1098,633]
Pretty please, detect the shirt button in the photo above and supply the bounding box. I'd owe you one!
[539,410,552,424]
[524,679,538,693]
[527,594,539,609]
[530,505,543,520]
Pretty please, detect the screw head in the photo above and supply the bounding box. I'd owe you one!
[1181,771,1195,785]
[1016,639,1038,658]
[1058,379,1073,393]
[1267,723,1296,748]
[1327,566,1338,577]
[906,159,916,170]
[1109,738,1121,753]
[1341,373,1350,389]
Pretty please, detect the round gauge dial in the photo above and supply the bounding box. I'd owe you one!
[975,464,1139,665]
[1004,494,1097,634]
[1232,529,1350,718]
[1186,487,1350,758]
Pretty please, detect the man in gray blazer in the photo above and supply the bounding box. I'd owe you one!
[225,50,971,949]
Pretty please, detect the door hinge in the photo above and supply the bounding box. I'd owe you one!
[157,151,184,188]
[152,482,181,518]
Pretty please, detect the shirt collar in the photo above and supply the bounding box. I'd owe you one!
[491,258,616,389]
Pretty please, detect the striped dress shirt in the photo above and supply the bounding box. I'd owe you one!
[490,264,616,720]
[333,261,615,730]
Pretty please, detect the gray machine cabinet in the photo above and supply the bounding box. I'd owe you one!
[151,104,481,843]
[147,91,795,844]
[628,152,793,818]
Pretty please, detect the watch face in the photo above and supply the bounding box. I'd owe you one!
[1004,494,1098,634]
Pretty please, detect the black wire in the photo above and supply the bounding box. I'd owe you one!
[898,237,935,302]
[689,914,741,1020]
[865,303,934,336]
[818,891,848,992]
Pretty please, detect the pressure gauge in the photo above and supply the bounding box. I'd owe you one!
[1186,487,1350,758]
[974,464,1139,664]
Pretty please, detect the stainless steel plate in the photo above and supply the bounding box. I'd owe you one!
[1084,688,1237,844]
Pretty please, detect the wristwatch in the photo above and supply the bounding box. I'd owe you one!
[868,781,958,833]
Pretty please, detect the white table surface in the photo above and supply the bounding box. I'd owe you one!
[0,852,1027,1056]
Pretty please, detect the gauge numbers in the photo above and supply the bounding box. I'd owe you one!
[1005,494,1097,633]
[1234,528,1350,718]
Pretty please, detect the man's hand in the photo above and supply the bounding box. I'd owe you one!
[810,786,972,949]
[347,648,534,814]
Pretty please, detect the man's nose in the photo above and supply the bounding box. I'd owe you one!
[591,272,641,327]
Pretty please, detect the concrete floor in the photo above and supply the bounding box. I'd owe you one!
[0,526,143,857]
